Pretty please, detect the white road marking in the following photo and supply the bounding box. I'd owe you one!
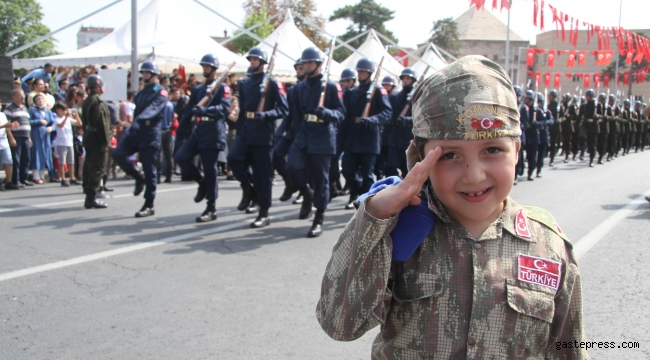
[574,188,650,260]
[0,186,196,214]
[0,200,347,282]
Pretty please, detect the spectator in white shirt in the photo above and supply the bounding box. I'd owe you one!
[0,111,19,190]
[52,102,82,186]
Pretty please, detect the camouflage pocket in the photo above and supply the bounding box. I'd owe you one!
[505,280,554,355]
[392,272,443,302]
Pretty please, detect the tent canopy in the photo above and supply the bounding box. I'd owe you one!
[411,43,448,78]
[254,10,342,78]
[340,30,405,78]
[12,0,249,73]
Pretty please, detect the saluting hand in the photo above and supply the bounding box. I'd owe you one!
[365,146,442,220]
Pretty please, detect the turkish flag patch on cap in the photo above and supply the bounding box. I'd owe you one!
[224,85,231,99]
[518,254,562,290]
[515,209,532,238]
[470,118,503,130]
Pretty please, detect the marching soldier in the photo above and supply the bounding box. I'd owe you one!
[536,92,554,177]
[387,68,418,178]
[330,68,358,199]
[547,90,562,166]
[523,90,546,180]
[573,95,584,160]
[340,58,392,209]
[579,89,598,167]
[339,68,356,91]
[174,54,231,223]
[639,102,648,150]
[375,76,397,180]
[81,75,111,209]
[513,86,528,181]
[595,93,609,164]
[273,59,305,203]
[559,93,577,163]
[111,61,168,217]
[286,47,346,237]
[628,100,639,153]
[620,99,631,155]
[606,94,621,161]
[227,47,289,228]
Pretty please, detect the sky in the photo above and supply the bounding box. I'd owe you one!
[33,0,649,55]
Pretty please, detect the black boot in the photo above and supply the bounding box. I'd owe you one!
[307,210,324,238]
[237,182,253,211]
[345,193,357,209]
[194,178,206,203]
[196,201,217,223]
[536,170,542,178]
[246,187,260,214]
[251,207,270,228]
[579,150,585,161]
[279,177,295,202]
[135,199,155,218]
[564,154,570,163]
[134,172,145,196]
[102,186,114,192]
[84,196,108,209]
[299,185,314,219]
[589,156,595,167]
[597,155,604,165]
[527,172,534,181]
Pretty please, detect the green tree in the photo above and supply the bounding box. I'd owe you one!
[601,32,649,98]
[230,1,277,54]
[0,0,57,59]
[329,0,398,62]
[429,17,460,58]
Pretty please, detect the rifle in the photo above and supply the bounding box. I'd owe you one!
[399,66,429,118]
[318,37,336,108]
[361,56,385,118]
[257,37,281,113]
[197,61,237,107]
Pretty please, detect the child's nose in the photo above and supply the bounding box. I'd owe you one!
[461,160,487,185]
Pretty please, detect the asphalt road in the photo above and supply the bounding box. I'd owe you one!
[1,151,649,360]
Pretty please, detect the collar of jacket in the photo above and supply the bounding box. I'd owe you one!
[306,74,323,87]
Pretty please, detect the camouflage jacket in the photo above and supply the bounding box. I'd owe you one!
[316,195,589,360]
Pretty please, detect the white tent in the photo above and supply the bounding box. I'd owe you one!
[254,10,342,78]
[12,0,249,73]
[411,43,448,78]
[340,30,405,78]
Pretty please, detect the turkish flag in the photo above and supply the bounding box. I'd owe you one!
[603,72,610,87]
[526,49,536,67]
[596,51,605,65]
[604,50,614,66]
[637,71,645,84]
[634,51,645,64]
[547,50,556,67]
[623,71,630,85]
[554,73,561,87]
[178,65,187,85]
[394,49,408,66]
[593,73,600,86]
[584,74,590,87]
[626,52,633,64]
[535,72,542,87]
[578,50,586,66]
[544,72,551,87]
[470,0,486,10]
[565,73,573,78]
[567,50,576,67]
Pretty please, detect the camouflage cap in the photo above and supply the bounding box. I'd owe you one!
[411,55,520,141]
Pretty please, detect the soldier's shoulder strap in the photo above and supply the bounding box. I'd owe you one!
[523,206,571,244]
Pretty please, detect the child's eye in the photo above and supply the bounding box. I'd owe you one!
[485,147,502,154]
[442,152,457,160]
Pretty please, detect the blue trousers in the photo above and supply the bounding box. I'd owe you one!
[341,152,376,195]
[525,143,538,176]
[227,137,273,209]
[329,149,342,186]
[536,143,548,173]
[112,137,159,200]
[174,135,220,202]
[272,137,292,179]
[11,136,30,184]
[287,144,331,210]
[387,147,408,178]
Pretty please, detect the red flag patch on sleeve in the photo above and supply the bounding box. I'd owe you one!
[160,89,168,98]
[277,82,286,96]
[380,88,388,95]
[223,85,231,99]
[518,254,562,290]
[336,83,343,99]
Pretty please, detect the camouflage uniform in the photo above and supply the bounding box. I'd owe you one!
[316,56,589,360]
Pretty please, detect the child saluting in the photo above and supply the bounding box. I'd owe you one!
[316,56,588,359]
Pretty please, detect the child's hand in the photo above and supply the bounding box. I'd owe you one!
[366,146,442,219]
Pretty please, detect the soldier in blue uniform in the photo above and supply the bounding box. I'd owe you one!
[596,93,610,164]
[387,68,417,178]
[286,47,346,237]
[226,47,289,228]
[513,86,529,184]
[174,54,232,223]
[273,58,305,203]
[340,58,392,209]
[523,90,546,181]
[111,61,168,217]
[329,68,357,200]
[536,92,554,178]
[579,90,598,167]
[374,75,396,179]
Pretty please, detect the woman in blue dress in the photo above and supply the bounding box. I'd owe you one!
[29,93,54,184]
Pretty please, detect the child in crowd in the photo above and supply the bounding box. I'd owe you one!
[52,101,81,186]
[109,125,118,179]
[316,56,588,359]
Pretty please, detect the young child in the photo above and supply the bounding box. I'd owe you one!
[316,56,588,359]
[52,101,81,186]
